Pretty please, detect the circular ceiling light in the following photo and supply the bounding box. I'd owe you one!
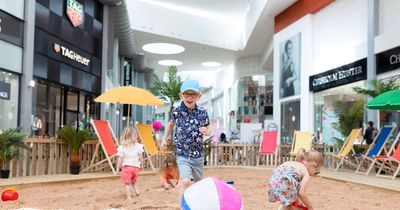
[201,61,221,67]
[142,43,185,54]
[158,60,183,66]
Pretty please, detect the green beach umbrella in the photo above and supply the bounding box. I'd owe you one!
[367,89,400,110]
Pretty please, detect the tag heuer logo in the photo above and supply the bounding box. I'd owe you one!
[54,43,61,53]
[66,0,84,27]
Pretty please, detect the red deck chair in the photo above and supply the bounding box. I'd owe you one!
[374,132,400,179]
[257,131,278,166]
[82,119,119,175]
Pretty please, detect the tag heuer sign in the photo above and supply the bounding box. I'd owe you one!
[66,0,84,27]
[54,43,90,66]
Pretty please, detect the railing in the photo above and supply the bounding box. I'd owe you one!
[205,143,344,167]
[4,138,371,178]
[4,137,169,178]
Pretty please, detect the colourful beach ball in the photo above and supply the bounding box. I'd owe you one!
[152,121,163,131]
[182,177,243,210]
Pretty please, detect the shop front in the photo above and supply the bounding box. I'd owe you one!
[32,0,102,136]
[0,5,24,131]
[376,45,400,129]
[309,58,367,145]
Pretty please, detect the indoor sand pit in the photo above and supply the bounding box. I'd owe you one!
[1,167,399,210]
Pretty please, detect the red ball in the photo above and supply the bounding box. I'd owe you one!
[152,121,163,131]
[2,189,19,201]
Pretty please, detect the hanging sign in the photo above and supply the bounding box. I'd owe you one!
[0,81,11,100]
[66,0,84,27]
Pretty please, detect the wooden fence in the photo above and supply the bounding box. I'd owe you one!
[4,137,166,178]
[4,138,370,178]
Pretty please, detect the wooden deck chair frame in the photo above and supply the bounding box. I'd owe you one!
[82,119,119,175]
[290,131,312,158]
[374,132,400,179]
[355,126,395,175]
[257,131,278,166]
[326,128,362,172]
[136,124,172,171]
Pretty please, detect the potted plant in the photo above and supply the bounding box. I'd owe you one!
[58,126,93,174]
[0,129,27,178]
[150,66,182,144]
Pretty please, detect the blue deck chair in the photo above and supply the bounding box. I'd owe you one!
[354,126,395,175]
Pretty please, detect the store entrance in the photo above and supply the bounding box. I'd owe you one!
[32,80,99,137]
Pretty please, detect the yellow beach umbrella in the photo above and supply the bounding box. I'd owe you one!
[95,86,164,125]
[95,86,164,106]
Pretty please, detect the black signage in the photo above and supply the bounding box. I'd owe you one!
[0,81,11,100]
[309,58,367,92]
[0,10,23,46]
[124,61,133,86]
[376,45,400,74]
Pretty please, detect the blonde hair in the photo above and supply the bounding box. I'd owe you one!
[296,148,323,167]
[120,126,138,146]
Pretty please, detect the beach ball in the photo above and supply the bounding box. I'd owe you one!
[152,121,163,131]
[1,188,18,201]
[182,177,243,210]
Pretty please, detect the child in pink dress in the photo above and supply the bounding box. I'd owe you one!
[267,148,323,210]
[117,126,144,200]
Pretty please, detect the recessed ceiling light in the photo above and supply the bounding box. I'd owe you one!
[158,60,183,66]
[201,61,221,67]
[143,43,185,54]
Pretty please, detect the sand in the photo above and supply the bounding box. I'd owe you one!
[1,167,399,210]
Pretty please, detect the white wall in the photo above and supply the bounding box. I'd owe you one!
[375,0,400,82]
[312,0,368,74]
[273,15,314,136]
[376,0,400,53]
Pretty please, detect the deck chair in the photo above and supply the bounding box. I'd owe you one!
[374,132,400,179]
[82,119,119,175]
[136,124,172,171]
[290,131,312,157]
[326,128,362,171]
[257,131,278,166]
[355,126,395,175]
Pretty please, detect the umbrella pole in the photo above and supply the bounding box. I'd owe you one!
[127,105,130,126]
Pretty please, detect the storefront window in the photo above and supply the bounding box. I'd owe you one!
[32,80,99,136]
[0,71,19,131]
[380,76,400,135]
[314,81,365,145]
[281,99,300,144]
[237,75,273,123]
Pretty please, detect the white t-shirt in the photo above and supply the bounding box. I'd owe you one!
[117,143,144,167]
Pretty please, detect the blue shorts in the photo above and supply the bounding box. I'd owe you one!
[176,156,204,182]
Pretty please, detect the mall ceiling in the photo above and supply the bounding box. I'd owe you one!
[124,0,296,81]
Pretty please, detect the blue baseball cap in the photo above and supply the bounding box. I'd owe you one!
[180,79,200,93]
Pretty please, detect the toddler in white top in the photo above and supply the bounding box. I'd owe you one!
[117,126,144,200]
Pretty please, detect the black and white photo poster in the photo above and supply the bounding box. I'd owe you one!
[280,33,301,98]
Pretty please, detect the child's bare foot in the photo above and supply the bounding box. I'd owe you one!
[134,190,140,196]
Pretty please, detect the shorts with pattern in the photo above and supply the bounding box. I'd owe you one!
[267,164,302,206]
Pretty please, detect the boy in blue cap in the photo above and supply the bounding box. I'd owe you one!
[161,79,210,197]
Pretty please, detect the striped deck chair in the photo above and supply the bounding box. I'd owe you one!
[355,126,395,175]
[374,132,400,179]
[82,119,119,175]
[257,131,278,166]
[136,124,172,171]
[326,128,362,172]
[290,131,312,157]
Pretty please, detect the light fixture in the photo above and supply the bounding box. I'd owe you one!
[158,60,183,66]
[142,43,185,54]
[28,80,36,87]
[201,61,221,67]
